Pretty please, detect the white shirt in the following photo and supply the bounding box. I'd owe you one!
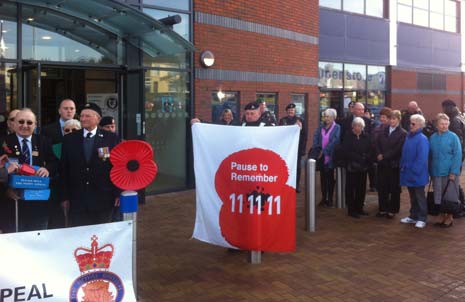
[83,128,97,138]
[389,126,396,135]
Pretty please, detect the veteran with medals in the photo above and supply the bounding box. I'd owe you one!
[60,103,120,226]
[0,108,58,232]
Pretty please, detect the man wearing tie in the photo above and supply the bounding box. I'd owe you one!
[0,108,58,231]
[60,103,120,226]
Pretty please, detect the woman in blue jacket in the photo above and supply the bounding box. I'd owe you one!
[312,108,341,207]
[430,113,462,228]
[400,114,430,229]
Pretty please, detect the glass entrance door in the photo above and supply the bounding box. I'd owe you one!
[22,63,41,125]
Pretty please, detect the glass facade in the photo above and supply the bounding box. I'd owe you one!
[397,0,458,32]
[319,62,386,119]
[0,1,194,194]
[320,0,384,18]
[144,70,190,193]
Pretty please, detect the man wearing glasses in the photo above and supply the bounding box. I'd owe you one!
[42,98,76,145]
[0,108,58,232]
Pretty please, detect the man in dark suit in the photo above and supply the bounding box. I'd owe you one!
[42,99,76,145]
[0,108,58,231]
[60,103,120,226]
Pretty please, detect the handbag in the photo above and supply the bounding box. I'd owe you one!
[427,180,440,216]
[440,179,461,214]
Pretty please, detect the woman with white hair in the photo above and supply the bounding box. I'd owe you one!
[399,114,429,228]
[429,113,462,228]
[311,108,341,207]
[341,116,372,218]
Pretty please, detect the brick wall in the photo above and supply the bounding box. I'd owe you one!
[193,0,319,150]
[390,68,463,121]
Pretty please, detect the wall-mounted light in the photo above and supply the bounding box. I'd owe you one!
[200,50,215,68]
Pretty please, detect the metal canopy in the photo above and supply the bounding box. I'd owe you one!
[6,0,194,60]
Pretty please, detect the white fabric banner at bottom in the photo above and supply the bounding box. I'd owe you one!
[0,221,136,302]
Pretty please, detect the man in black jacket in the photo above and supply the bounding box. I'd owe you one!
[0,108,58,231]
[60,103,120,226]
[42,99,76,145]
[339,102,372,142]
[279,103,306,192]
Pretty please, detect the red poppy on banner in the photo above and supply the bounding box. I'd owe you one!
[110,140,158,190]
[215,148,296,252]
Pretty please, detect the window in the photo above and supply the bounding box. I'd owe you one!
[318,62,343,89]
[320,0,383,18]
[320,0,341,10]
[211,91,240,124]
[0,63,17,112]
[0,3,17,59]
[143,8,190,41]
[343,0,364,14]
[256,93,278,117]
[143,0,189,10]
[290,94,306,118]
[397,0,458,32]
[417,73,446,90]
[344,64,366,90]
[319,62,386,119]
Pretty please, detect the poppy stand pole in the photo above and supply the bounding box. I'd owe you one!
[15,198,19,232]
[120,190,138,298]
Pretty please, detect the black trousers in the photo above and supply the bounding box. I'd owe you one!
[377,165,401,213]
[367,163,377,189]
[0,199,15,233]
[70,207,113,227]
[320,166,335,204]
[345,171,367,215]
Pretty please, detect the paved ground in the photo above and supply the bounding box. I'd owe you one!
[137,177,465,302]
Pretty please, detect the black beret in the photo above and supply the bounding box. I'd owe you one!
[286,103,296,110]
[81,103,102,117]
[244,101,260,110]
[348,101,355,107]
[99,116,115,127]
[442,99,456,107]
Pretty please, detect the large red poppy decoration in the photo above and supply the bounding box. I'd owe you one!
[110,140,158,190]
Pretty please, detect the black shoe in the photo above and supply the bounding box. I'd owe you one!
[296,189,301,193]
[376,212,387,218]
[349,212,360,219]
[359,211,369,216]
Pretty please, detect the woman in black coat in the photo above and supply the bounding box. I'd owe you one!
[341,117,373,218]
[375,110,407,218]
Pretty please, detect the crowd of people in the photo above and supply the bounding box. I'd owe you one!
[0,99,120,233]
[312,100,464,229]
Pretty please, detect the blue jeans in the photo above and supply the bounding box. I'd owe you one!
[407,186,427,222]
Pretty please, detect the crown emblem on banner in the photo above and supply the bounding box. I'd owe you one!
[74,235,114,273]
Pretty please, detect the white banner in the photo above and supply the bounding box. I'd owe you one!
[192,124,300,252]
[0,221,136,302]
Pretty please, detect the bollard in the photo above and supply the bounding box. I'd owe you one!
[248,251,261,264]
[336,167,343,209]
[120,190,138,297]
[305,159,316,232]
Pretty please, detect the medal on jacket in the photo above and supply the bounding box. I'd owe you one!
[13,145,20,156]
[98,147,110,161]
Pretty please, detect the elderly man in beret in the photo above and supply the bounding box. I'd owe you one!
[60,103,120,226]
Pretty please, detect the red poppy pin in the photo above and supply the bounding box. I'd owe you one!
[109,140,158,190]
[2,142,12,154]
